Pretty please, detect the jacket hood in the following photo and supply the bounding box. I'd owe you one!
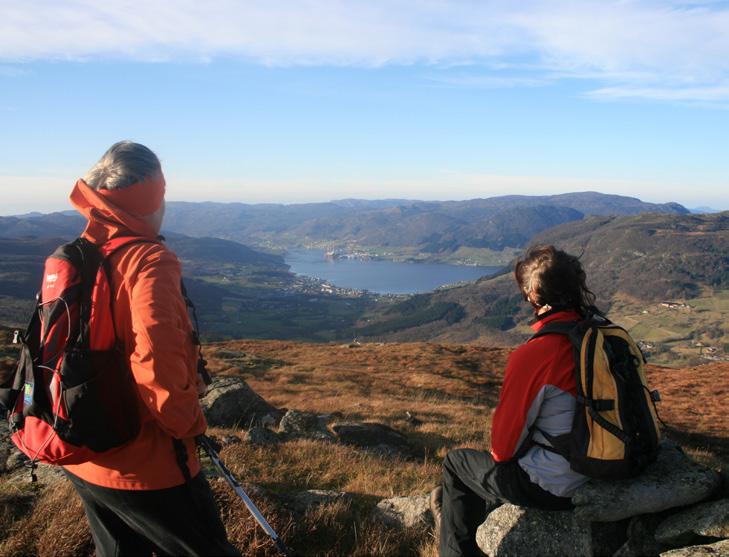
[70,179,161,244]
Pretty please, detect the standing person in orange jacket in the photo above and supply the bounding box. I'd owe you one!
[63,141,240,556]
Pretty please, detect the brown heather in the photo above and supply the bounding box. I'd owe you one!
[0,339,727,556]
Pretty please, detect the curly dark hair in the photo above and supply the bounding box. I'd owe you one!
[514,245,600,316]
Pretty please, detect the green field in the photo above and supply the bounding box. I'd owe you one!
[609,289,729,367]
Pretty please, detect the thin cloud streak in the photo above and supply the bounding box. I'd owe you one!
[2,1,729,102]
[586,83,729,109]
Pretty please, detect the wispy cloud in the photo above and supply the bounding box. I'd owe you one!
[587,83,729,105]
[0,65,29,77]
[427,74,550,89]
[1,1,728,102]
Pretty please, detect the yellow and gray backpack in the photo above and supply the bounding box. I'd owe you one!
[531,313,662,479]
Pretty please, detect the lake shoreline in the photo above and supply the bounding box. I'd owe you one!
[285,248,501,295]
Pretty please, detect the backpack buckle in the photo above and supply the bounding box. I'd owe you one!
[12,330,20,344]
[10,413,24,432]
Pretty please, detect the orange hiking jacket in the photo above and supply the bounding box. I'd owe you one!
[63,181,207,489]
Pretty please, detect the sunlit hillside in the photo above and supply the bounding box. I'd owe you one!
[1,336,726,556]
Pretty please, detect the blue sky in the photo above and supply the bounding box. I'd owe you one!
[1,1,728,214]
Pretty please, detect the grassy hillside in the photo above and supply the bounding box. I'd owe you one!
[355,212,729,367]
[1,338,725,556]
[531,212,729,301]
[161,192,687,264]
[0,235,375,341]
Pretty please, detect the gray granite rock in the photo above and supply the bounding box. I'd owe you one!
[660,539,729,556]
[245,426,280,446]
[655,499,729,547]
[200,376,283,429]
[374,495,433,529]
[572,442,721,522]
[614,514,674,557]
[475,504,592,557]
[278,410,335,441]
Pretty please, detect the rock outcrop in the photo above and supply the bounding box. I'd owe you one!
[245,426,281,446]
[655,499,729,547]
[470,442,726,557]
[374,495,433,529]
[278,410,334,442]
[200,376,283,429]
[572,442,721,522]
[614,514,674,557]
[475,504,626,557]
[660,539,729,556]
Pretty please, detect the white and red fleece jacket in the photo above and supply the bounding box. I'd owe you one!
[491,310,589,497]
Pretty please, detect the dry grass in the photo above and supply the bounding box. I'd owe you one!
[1,340,726,556]
[209,340,508,457]
[0,479,92,557]
[646,362,729,459]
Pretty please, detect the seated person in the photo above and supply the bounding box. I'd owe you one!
[432,245,596,557]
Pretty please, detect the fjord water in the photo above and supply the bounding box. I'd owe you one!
[285,249,501,294]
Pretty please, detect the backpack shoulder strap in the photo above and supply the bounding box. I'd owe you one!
[529,320,579,341]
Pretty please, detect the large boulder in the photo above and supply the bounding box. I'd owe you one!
[659,539,729,556]
[572,442,721,522]
[278,410,335,441]
[200,376,283,429]
[245,426,281,446]
[374,495,433,529]
[655,499,729,547]
[614,514,674,557]
[332,423,411,457]
[474,504,622,557]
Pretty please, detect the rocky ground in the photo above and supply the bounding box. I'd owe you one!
[1,339,728,556]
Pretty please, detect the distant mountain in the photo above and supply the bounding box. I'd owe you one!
[438,192,688,217]
[5,193,688,263]
[691,206,724,214]
[0,193,697,346]
[164,233,284,268]
[161,192,688,261]
[0,212,85,239]
[355,211,729,362]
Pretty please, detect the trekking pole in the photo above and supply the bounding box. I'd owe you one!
[197,435,291,556]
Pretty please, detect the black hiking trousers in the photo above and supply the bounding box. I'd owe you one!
[439,448,573,557]
[65,470,241,557]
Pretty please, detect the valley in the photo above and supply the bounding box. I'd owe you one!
[0,194,725,366]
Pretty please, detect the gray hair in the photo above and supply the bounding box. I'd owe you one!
[84,141,162,190]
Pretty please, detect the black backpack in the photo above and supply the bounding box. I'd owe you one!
[1,237,152,476]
